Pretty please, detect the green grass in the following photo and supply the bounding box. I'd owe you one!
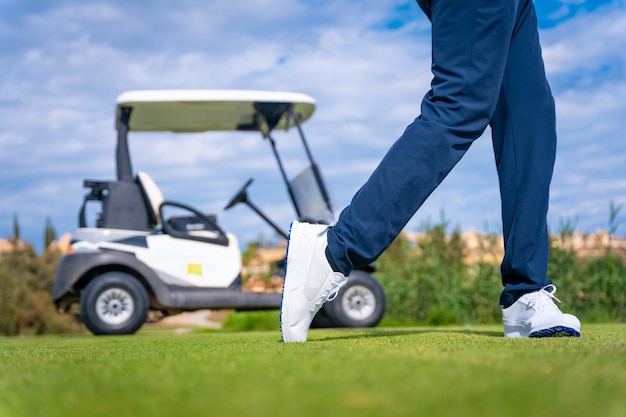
[1,324,625,417]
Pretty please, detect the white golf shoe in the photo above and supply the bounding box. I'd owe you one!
[502,284,581,338]
[281,221,348,343]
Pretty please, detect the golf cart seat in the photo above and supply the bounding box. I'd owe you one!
[136,171,164,227]
[136,171,228,245]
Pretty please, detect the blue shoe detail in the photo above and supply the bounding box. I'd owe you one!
[529,326,581,338]
[279,221,296,340]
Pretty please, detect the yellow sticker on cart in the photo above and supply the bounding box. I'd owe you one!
[187,264,202,276]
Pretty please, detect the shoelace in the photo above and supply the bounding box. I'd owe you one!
[311,275,348,313]
[528,284,562,311]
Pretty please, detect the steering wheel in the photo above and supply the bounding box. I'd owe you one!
[224,178,254,210]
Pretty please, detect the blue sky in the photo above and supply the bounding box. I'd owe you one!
[1,0,625,252]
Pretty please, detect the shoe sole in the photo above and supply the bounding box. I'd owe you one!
[280,221,317,342]
[529,326,581,338]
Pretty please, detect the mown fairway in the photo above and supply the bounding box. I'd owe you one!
[1,324,625,417]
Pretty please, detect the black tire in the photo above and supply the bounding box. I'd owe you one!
[324,270,386,328]
[311,306,335,328]
[79,272,149,335]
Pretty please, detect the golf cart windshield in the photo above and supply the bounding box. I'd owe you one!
[290,166,334,224]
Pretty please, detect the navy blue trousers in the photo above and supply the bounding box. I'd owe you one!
[326,0,556,306]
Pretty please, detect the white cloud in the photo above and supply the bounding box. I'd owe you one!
[1,0,625,251]
[543,4,626,78]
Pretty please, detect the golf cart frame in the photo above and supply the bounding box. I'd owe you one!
[52,90,385,335]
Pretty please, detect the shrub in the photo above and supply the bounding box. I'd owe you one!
[0,242,83,335]
[377,221,625,326]
[376,220,503,325]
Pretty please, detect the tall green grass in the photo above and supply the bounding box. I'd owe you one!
[376,220,626,325]
[1,209,623,336]
[1,324,625,417]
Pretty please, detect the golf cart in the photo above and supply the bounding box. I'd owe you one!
[52,89,386,335]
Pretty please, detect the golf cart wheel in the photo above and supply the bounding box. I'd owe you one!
[79,272,149,335]
[311,306,335,328]
[324,270,386,328]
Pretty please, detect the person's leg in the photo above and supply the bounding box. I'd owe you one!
[489,0,555,307]
[327,0,520,275]
[282,0,521,342]
[490,0,580,337]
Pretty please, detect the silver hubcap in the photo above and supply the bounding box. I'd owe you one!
[341,285,376,320]
[96,288,134,325]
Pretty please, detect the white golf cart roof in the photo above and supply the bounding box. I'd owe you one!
[115,89,316,133]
